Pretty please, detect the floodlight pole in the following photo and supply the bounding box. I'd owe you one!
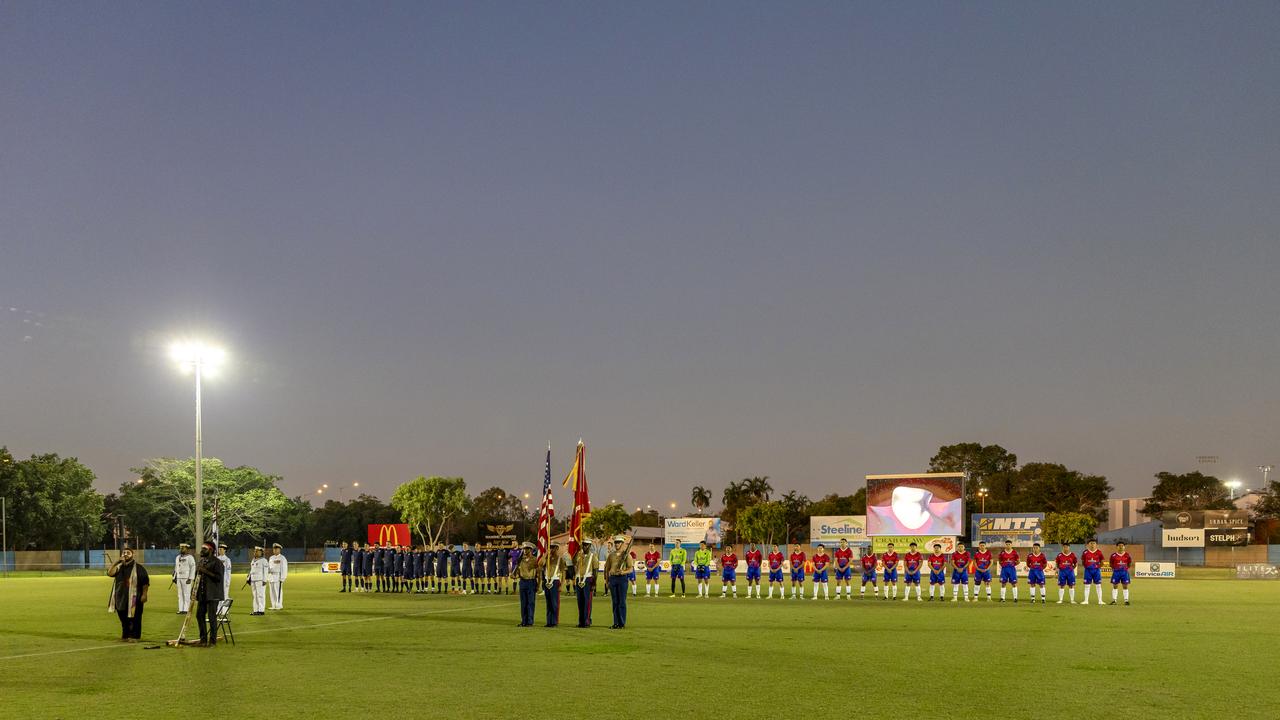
[193,362,204,550]
[2,496,7,577]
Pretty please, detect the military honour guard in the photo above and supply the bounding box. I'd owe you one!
[173,543,195,614]
[247,545,268,614]
[267,543,288,610]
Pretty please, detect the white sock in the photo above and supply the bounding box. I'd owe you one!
[1013,586,1019,600]
[860,585,866,595]
[731,585,737,595]
[1123,588,1129,601]
[822,583,829,598]
[1112,587,1118,602]
[1058,588,1064,602]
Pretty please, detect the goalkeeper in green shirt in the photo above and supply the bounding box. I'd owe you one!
[693,541,714,598]
[668,542,688,597]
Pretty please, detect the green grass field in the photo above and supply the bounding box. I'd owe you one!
[2,568,1277,719]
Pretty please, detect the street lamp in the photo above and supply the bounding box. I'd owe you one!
[336,481,360,500]
[1224,479,1242,500]
[977,487,990,513]
[168,339,227,550]
[1260,465,1274,487]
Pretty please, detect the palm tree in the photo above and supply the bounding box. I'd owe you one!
[743,476,773,503]
[690,486,712,515]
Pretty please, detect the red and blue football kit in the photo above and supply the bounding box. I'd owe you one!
[881,551,900,582]
[1025,552,1048,586]
[767,551,784,583]
[720,553,738,583]
[789,551,806,582]
[811,552,830,583]
[1082,549,1104,584]
[972,550,994,582]
[1109,552,1132,585]
[1055,552,1078,586]
[745,549,763,582]
[860,553,878,583]
[903,551,923,583]
[834,547,854,581]
[998,550,1020,584]
[928,553,947,584]
[950,550,971,583]
[644,551,661,580]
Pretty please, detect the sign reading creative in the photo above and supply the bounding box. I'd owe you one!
[368,523,411,546]
[971,513,1044,547]
[809,516,867,545]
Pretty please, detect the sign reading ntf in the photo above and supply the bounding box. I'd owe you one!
[971,513,1044,547]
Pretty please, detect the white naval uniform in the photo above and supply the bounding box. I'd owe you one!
[267,553,288,609]
[174,553,196,613]
[248,556,269,613]
[219,553,232,600]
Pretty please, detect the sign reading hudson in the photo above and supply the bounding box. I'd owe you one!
[1162,528,1204,548]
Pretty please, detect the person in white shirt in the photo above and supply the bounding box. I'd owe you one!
[173,543,196,614]
[217,543,232,601]
[247,546,268,615]
[267,543,288,610]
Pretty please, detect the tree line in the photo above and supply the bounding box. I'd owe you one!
[2,442,1277,550]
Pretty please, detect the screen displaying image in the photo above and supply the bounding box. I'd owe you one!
[865,474,964,536]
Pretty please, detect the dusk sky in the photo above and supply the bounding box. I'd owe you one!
[3,3,1277,507]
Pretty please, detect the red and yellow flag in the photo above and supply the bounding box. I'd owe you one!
[562,440,590,556]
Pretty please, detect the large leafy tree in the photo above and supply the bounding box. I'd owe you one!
[1042,511,1099,545]
[391,476,470,547]
[779,490,811,543]
[469,486,525,521]
[0,448,104,549]
[311,494,401,545]
[736,501,787,546]
[929,442,1020,512]
[629,508,662,528]
[118,458,293,546]
[807,489,866,517]
[1013,463,1112,523]
[580,503,632,546]
[1141,471,1235,517]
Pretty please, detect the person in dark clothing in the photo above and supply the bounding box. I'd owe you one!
[107,547,150,642]
[195,541,225,646]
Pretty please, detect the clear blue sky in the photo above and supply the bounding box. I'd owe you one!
[2,2,1277,506]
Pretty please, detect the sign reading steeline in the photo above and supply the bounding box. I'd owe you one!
[808,516,867,545]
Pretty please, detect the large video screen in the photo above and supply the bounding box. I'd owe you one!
[865,473,964,536]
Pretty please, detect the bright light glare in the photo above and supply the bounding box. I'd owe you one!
[1224,480,1243,489]
[168,340,227,374]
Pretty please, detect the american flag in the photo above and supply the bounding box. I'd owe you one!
[207,498,220,549]
[536,445,554,557]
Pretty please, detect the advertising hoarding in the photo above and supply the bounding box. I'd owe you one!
[971,513,1044,547]
[809,516,868,546]
[866,473,964,536]
[664,517,723,548]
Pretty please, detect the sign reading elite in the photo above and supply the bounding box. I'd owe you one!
[368,523,411,546]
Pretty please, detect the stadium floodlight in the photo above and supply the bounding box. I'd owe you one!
[1224,479,1243,499]
[167,337,229,551]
